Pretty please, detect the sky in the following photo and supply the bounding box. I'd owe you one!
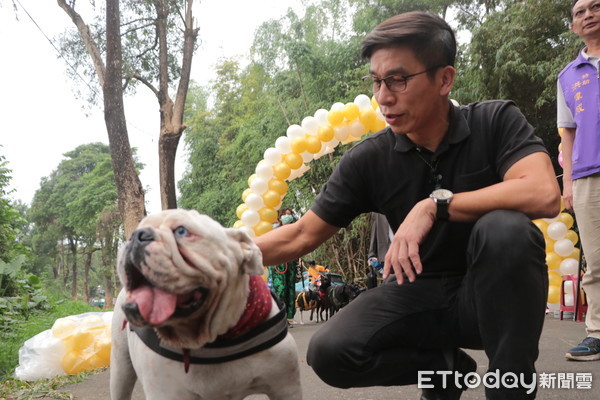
[0,0,298,214]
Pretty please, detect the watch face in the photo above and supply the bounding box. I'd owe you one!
[433,189,453,200]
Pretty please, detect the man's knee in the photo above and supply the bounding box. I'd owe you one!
[307,328,354,388]
[473,210,542,251]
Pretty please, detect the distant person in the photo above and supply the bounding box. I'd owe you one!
[366,213,392,288]
[556,0,600,361]
[267,208,299,326]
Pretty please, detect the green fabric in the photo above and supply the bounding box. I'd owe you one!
[268,261,297,319]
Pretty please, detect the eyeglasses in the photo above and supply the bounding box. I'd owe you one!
[361,65,444,94]
[573,2,600,19]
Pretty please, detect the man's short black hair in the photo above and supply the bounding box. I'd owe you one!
[360,11,456,69]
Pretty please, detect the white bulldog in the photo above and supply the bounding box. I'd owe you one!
[110,209,302,400]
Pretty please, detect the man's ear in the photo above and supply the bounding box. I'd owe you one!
[439,65,456,97]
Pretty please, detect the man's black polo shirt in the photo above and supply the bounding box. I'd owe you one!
[311,100,548,277]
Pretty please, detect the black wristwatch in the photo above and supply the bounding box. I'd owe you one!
[430,189,453,220]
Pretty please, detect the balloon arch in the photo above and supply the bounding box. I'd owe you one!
[232,94,385,237]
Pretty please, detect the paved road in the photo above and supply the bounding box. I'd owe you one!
[52,314,598,399]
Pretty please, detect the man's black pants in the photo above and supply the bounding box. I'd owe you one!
[307,210,548,399]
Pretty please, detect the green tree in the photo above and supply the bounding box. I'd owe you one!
[29,143,129,301]
[0,151,29,263]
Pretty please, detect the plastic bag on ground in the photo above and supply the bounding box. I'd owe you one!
[15,311,113,380]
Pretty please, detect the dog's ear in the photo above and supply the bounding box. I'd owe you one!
[224,228,264,276]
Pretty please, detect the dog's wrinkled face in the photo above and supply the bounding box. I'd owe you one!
[118,209,263,349]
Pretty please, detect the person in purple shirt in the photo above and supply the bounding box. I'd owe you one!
[556,0,600,362]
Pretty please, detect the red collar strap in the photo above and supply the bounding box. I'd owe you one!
[220,275,273,339]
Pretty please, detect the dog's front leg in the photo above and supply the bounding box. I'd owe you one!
[110,289,138,400]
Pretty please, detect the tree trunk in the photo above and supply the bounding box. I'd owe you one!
[104,274,113,308]
[154,0,198,210]
[68,238,78,300]
[105,0,146,237]
[83,250,95,304]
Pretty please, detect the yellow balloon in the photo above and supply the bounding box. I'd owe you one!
[343,103,359,121]
[327,109,344,126]
[546,252,562,270]
[268,178,288,195]
[233,220,244,229]
[548,270,562,287]
[242,188,252,202]
[258,207,278,224]
[371,95,379,110]
[236,204,248,219]
[262,190,281,208]
[318,125,334,142]
[532,219,549,237]
[544,237,555,253]
[547,285,561,304]
[284,153,303,170]
[273,162,291,180]
[290,137,307,154]
[558,212,574,230]
[371,118,387,132]
[247,174,257,187]
[253,220,273,236]
[305,135,322,154]
[61,351,86,375]
[93,336,111,366]
[359,109,377,131]
[558,128,564,137]
[565,230,579,245]
[63,330,94,353]
[560,197,566,211]
[52,318,78,339]
[568,247,581,261]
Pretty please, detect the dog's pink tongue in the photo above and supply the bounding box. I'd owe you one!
[127,286,177,325]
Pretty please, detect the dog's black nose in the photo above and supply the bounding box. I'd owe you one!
[132,228,155,243]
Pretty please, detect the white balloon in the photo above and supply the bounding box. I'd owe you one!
[331,102,344,111]
[241,209,260,227]
[239,225,256,238]
[250,176,268,194]
[244,193,264,211]
[547,302,560,311]
[559,257,579,276]
[263,147,282,165]
[300,151,314,163]
[312,146,327,160]
[275,136,292,154]
[255,163,274,180]
[349,120,367,138]
[563,280,574,294]
[375,107,385,121]
[354,94,372,110]
[286,124,305,140]
[301,116,320,135]
[334,124,350,141]
[287,168,302,181]
[314,109,329,126]
[450,98,460,107]
[547,221,568,240]
[564,293,574,307]
[554,238,575,257]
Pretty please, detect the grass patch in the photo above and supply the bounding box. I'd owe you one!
[0,368,103,400]
[0,298,108,381]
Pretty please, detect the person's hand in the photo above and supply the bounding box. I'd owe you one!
[383,198,436,284]
[562,180,574,212]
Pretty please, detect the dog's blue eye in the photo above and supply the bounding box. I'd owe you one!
[174,226,189,238]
